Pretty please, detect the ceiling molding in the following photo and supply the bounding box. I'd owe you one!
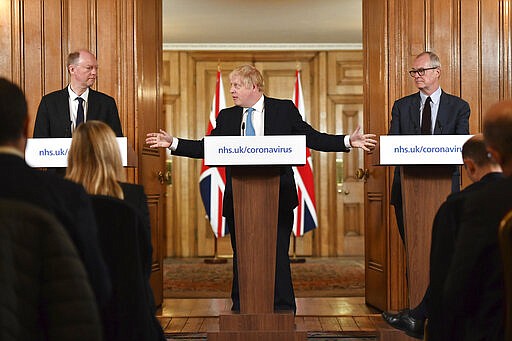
[162,43,363,51]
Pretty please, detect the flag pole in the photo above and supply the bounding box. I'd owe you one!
[202,65,229,264]
[290,234,306,263]
[204,236,227,264]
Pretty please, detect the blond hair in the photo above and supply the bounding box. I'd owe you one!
[229,65,265,92]
[66,120,125,199]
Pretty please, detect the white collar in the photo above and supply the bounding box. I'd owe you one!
[246,95,264,112]
[420,87,442,104]
[68,85,90,102]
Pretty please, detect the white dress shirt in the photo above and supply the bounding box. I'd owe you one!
[68,86,90,132]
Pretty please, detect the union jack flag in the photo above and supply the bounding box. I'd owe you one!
[292,69,318,236]
[199,68,229,238]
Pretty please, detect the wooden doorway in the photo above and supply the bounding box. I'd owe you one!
[162,51,368,260]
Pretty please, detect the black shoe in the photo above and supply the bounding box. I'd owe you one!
[381,309,425,339]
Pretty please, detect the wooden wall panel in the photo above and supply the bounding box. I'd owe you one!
[42,0,65,95]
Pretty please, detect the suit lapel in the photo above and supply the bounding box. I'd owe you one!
[409,92,421,133]
[434,91,448,134]
[87,89,97,120]
[263,96,277,135]
[58,88,72,136]
[233,106,244,135]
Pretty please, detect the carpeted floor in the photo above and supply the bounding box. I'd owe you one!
[164,257,365,298]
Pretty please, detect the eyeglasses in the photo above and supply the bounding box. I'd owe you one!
[409,67,438,77]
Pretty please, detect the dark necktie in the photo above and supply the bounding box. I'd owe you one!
[421,97,432,135]
[76,97,85,127]
[245,108,255,136]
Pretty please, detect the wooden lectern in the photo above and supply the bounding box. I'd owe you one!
[204,136,307,341]
[400,165,452,307]
[379,135,472,308]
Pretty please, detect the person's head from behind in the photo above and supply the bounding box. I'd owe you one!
[483,100,512,176]
[67,49,98,94]
[0,78,28,151]
[229,65,264,108]
[66,120,125,199]
[462,134,502,183]
[410,51,441,95]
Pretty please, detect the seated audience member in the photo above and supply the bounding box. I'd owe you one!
[443,101,512,340]
[382,134,503,340]
[65,120,164,341]
[0,77,111,308]
[0,198,103,341]
[65,120,149,228]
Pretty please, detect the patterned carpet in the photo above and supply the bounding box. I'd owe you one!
[164,257,365,298]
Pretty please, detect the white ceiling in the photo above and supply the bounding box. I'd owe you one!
[163,0,362,50]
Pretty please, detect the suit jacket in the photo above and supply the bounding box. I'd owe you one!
[443,176,512,341]
[388,90,470,204]
[427,172,504,341]
[0,153,111,308]
[120,182,152,273]
[33,87,123,137]
[172,96,348,218]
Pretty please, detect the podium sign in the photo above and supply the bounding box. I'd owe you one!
[380,135,473,165]
[25,137,128,167]
[204,135,306,166]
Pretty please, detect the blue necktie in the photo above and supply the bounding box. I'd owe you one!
[245,108,255,136]
[76,97,85,127]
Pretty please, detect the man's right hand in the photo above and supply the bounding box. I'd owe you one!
[145,129,173,148]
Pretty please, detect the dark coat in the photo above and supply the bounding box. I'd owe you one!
[427,172,504,341]
[119,182,152,280]
[90,195,165,341]
[443,176,512,341]
[0,153,111,308]
[33,87,123,137]
[0,198,103,341]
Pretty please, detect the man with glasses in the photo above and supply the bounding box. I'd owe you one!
[383,51,470,339]
[34,49,123,138]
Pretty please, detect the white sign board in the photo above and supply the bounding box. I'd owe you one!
[380,135,473,165]
[25,137,128,167]
[204,135,306,166]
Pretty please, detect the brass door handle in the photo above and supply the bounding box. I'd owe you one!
[355,168,370,181]
[158,170,172,184]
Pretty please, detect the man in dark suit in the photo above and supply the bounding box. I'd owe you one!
[442,101,512,340]
[382,51,470,333]
[382,135,503,339]
[146,64,377,312]
[33,49,123,138]
[389,51,470,241]
[0,77,111,308]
